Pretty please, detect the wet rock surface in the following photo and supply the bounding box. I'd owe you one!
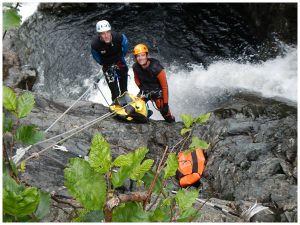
[15,91,297,222]
[3,2,297,222]
[193,93,297,222]
[3,39,37,91]
[7,3,297,99]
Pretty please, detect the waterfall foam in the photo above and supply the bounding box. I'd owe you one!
[87,46,297,121]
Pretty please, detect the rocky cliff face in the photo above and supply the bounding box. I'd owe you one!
[12,91,296,222]
[3,52,297,221]
[2,2,297,222]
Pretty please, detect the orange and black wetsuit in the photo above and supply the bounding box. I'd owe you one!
[133,58,175,123]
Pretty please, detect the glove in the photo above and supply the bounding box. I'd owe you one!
[161,103,169,115]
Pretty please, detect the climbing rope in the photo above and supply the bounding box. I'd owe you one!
[18,110,117,166]
[45,85,93,133]
[94,81,110,106]
[12,75,108,164]
[12,84,94,164]
[16,98,136,166]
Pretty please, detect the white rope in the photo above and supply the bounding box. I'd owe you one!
[30,111,113,147]
[17,99,137,166]
[18,110,116,166]
[13,84,94,164]
[45,85,93,133]
[94,81,110,106]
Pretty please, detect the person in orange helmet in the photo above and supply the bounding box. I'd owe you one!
[132,44,175,123]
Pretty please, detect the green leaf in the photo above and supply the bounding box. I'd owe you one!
[112,202,150,222]
[3,86,17,112]
[189,136,210,150]
[112,166,132,188]
[149,198,172,222]
[162,197,172,207]
[16,92,35,118]
[34,191,50,220]
[113,153,133,167]
[180,127,191,136]
[72,209,104,222]
[194,112,211,124]
[132,147,149,164]
[3,160,18,176]
[88,133,112,174]
[142,169,162,194]
[3,173,40,217]
[112,147,150,188]
[64,158,106,210]
[3,115,13,133]
[175,189,198,213]
[15,125,44,145]
[19,161,26,173]
[14,215,35,222]
[176,208,200,222]
[181,114,194,128]
[130,159,154,181]
[3,9,21,31]
[163,153,179,179]
[149,207,170,222]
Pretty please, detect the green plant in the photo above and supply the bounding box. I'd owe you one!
[3,165,50,222]
[2,3,22,39]
[64,133,202,222]
[3,86,44,148]
[2,86,49,222]
[180,112,211,154]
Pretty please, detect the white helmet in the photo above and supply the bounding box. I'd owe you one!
[96,20,111,33]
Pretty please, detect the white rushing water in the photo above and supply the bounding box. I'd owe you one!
[87,46,297,120]
[17,3,297,121]
[19,2,39,23]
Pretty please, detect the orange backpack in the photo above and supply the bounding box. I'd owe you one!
[176,148,205,187]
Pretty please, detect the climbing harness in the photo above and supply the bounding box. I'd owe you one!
[139,89,162,111]
[139,89,162,101]
[104,65,119,83]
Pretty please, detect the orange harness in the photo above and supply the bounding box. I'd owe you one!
[176,148,205,187]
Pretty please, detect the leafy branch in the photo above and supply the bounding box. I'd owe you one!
[63,115,211,222]
[2,86,49,222]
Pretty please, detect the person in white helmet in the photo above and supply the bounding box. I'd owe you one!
[91,20,129,101]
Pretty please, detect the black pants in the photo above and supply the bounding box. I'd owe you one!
[104,66,128,101]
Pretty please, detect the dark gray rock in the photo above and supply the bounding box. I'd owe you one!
[13,91,297,222]
[3,48,37,91]
[194,93,297,221]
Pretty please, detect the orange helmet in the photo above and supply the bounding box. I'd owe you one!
[133,44,149,56]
